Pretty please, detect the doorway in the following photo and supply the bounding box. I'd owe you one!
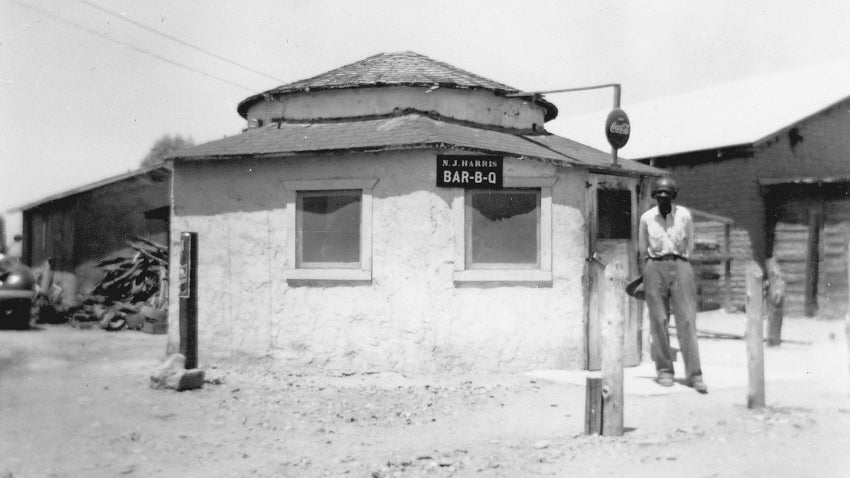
[586,176,642,370]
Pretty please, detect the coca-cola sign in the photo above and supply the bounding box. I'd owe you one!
[605,108,631,149]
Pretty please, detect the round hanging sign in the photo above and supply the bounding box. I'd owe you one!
[605,108,631,149]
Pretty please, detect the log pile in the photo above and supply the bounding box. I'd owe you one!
[692,239,722,311]
[92,238,166,303]
[66,237,169,331]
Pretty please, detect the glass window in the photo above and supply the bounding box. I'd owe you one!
[296,190,361,268]
[597,189,632,240]
[466,188,540,269]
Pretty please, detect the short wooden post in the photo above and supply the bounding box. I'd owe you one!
[39,258,53,294]
[601,260,626,436]
[584,377,603,435]
[746,261,766,409]
[179,232,198,370]
[804,211,821,317]
[723,222,733,311]
[765,257,785,347]
[0,216,6,255]
[845,241,850,392]
[641,301,652,363]
[846,316,850,397]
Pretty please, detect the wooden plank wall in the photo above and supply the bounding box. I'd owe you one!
[693,221,753,311]
[773,223,811,317]
[773,221,850,318]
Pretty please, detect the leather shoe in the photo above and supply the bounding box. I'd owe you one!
[657,373,674,387]
[689,377,708,394]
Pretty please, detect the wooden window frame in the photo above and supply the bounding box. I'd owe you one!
[464,188,542,270]
[284,178,378,281]
[453,176,556,283]
[296,189,362,269]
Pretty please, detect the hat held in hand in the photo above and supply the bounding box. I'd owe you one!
[625,275,645,300]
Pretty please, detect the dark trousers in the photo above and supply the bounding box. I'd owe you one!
[644,258,703,379]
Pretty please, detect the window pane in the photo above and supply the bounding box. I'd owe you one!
[468,189,539,266]
[297,190,361,266]
[597,189,632,239]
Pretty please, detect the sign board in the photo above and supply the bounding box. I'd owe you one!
[605,108,631,149]
[178,232,192,298]
[437,155,503,189]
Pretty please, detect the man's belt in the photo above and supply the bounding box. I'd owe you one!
[648,254,688,262]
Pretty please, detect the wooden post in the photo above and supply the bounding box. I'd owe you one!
[179,232,198,370]
[723,222,733,311]
[746,261,766,409]
[846,316,850,397]
[601,260,626,436]
[845,241,850,392]
[584,377,603,435]
[641,301,652,363]
[804,211,821,317]
[765,257,785,347]
[0,216,6,255]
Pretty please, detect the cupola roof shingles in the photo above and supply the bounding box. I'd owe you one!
[237,51,558,121]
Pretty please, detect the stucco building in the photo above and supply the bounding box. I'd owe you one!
[168,51,662,372]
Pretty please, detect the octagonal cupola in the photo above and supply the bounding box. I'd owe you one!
[237,51,557,133]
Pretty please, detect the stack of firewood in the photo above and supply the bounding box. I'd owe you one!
[67,237,168,331]
[92,237,167,305]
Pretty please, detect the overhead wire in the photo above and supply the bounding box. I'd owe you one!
[8,0,262,93]
[71,0,285,84]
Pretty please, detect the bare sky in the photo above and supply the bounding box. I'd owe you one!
[2,0,849,234]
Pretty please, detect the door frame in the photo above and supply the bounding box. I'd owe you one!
[584,173,643,370]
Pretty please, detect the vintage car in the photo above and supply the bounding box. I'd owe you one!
[0,256,36,329]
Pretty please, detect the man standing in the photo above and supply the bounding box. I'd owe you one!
[638,177,707,394]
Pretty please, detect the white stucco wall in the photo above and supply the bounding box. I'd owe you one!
[169,150,590,373]
[245,86,547,131]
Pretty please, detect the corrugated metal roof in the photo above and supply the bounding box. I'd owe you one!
[758,175,850,187]
[169,114,660,176]
[237,51,557,121]
[553,61,850,160]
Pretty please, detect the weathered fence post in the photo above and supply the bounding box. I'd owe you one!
[846,317,850,398]
[723,222,733,312]
[765,257,785,347]
[601,260,626,435]
[0,216,6,255]
[746,261,766,409]
[179,232,198,370]
[804,210,821,317]
[584,259,626,436]
[845,241,850,392]
[641,301,652,364]
[584,377,603,435]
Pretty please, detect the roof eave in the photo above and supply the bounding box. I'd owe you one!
[10,164,171,213]
[758,175,850,188]
[753,95,850,148]
[171,142,662,177]
[172,142,569,163]
[631,142,756,165]
[236,84,559,120]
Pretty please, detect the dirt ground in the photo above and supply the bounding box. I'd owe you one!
[2,310,849,478]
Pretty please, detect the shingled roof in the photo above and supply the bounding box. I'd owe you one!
[237,51,558,121]
[170,114,659,176]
